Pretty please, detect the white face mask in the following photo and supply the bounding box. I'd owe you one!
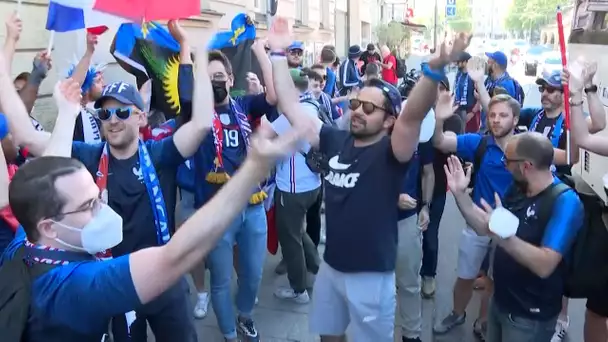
[54,203,123,254]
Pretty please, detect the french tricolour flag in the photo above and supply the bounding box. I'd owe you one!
[46,0,128,32]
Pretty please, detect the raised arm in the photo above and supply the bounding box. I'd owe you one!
[566,64,608,156]
[392,33,471,162]
[580,62,606,133]
[129,125,303,304]
[2,12,20,74]
[267,17,322,147]
[43,79,83,157]
[431,92,459,153]
[18,52,52,115]
[69,33,97,89]
[252,39,277,105]
[171,42,212,158]
[0,50,50,156]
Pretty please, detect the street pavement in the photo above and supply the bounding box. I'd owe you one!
[178,56,588,341]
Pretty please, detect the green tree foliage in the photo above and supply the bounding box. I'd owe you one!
[505,0,567,34]
[374,22,412,50]
[447,0,473,32]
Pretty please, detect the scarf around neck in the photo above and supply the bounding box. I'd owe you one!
[207,98,266,205]
[96,141,170,255]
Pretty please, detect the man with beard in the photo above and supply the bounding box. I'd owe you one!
[431,94,517,335]
[443,132,583,342]
[192,40,277,342]
[266,16,471,341]
[0,64,303,342]
[287,41,304,68]
[453,52,476,127]
[516,69,605,342]
[478,51,522,133]
[1,32,212,341]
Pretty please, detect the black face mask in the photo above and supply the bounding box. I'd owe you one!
[211,80,229,103]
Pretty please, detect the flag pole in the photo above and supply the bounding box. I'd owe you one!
[47,30,55,55]
[556,6,571,165]
[16,0,22,17]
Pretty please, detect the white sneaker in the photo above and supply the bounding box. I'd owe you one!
[422,276,436,298]
[273,287,310,304]
[193,292,210,319]
[551,316,569,342]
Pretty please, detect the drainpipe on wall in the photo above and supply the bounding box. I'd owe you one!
[347,0,351,48]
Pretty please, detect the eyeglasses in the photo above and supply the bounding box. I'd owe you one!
[289,50,303,57]
[501,155,527,166]
[98,107,134,121]
[56,198,102,217]
[349,98,387,115]
[539,86,561,94]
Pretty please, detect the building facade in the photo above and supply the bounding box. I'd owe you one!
[1,0,342,128]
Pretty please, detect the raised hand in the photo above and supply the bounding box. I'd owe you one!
[267,17,292,51]
[86,33,98,54]
[466,56,486,83]
[248,123,304,170]
[444,155,471,194]
[252,38,268,55]
[583,60,598,87]
[33,51,53,76]
[168,20,188,44]
[435,92,458,121]
[437,33,472,65]
[566,60,586,93]
[5,11,22,43]
[53,78,82,117]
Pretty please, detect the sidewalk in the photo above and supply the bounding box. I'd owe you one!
[191,250,319,342]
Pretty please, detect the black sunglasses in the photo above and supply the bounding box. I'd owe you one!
[289,49,303,57]
[349,98,387,115]
[98,107,134,121]
[539,86,561,94]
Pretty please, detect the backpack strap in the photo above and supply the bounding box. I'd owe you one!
[535,182,571,230]
[473,135,489,173]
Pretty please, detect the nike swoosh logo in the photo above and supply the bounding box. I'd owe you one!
[328,155,351,170]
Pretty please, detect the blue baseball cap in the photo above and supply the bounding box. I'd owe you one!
[366,78,402,116]
[536,70,563,89]
[485,51,508,67]
[288,41,304,51]
[94,81,145,111]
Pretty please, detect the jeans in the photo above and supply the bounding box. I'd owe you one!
[421,192,446,277]
[395,215,423,339]
[486,299,557,342]
[207,204,268,339]
[276,188,321,292]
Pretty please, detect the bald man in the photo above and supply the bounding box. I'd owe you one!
[445,132,584,342]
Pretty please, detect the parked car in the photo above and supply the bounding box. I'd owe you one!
[524,45,552,76]
[537,52,563,77]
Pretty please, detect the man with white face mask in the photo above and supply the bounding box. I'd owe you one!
[0,82,304,342]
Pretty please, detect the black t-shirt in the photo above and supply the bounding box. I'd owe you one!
[319,125,409,272]
[72,138,183,257]
[360,51,382,74]
[519,108,570,175]
[433,114,464,197]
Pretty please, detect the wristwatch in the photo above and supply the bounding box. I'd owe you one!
[421,201,430,210]
[584,85,598,94]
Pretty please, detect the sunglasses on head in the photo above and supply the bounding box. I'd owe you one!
[539,86,561,94]
[98,107,134,121]
[349,98,387,115]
